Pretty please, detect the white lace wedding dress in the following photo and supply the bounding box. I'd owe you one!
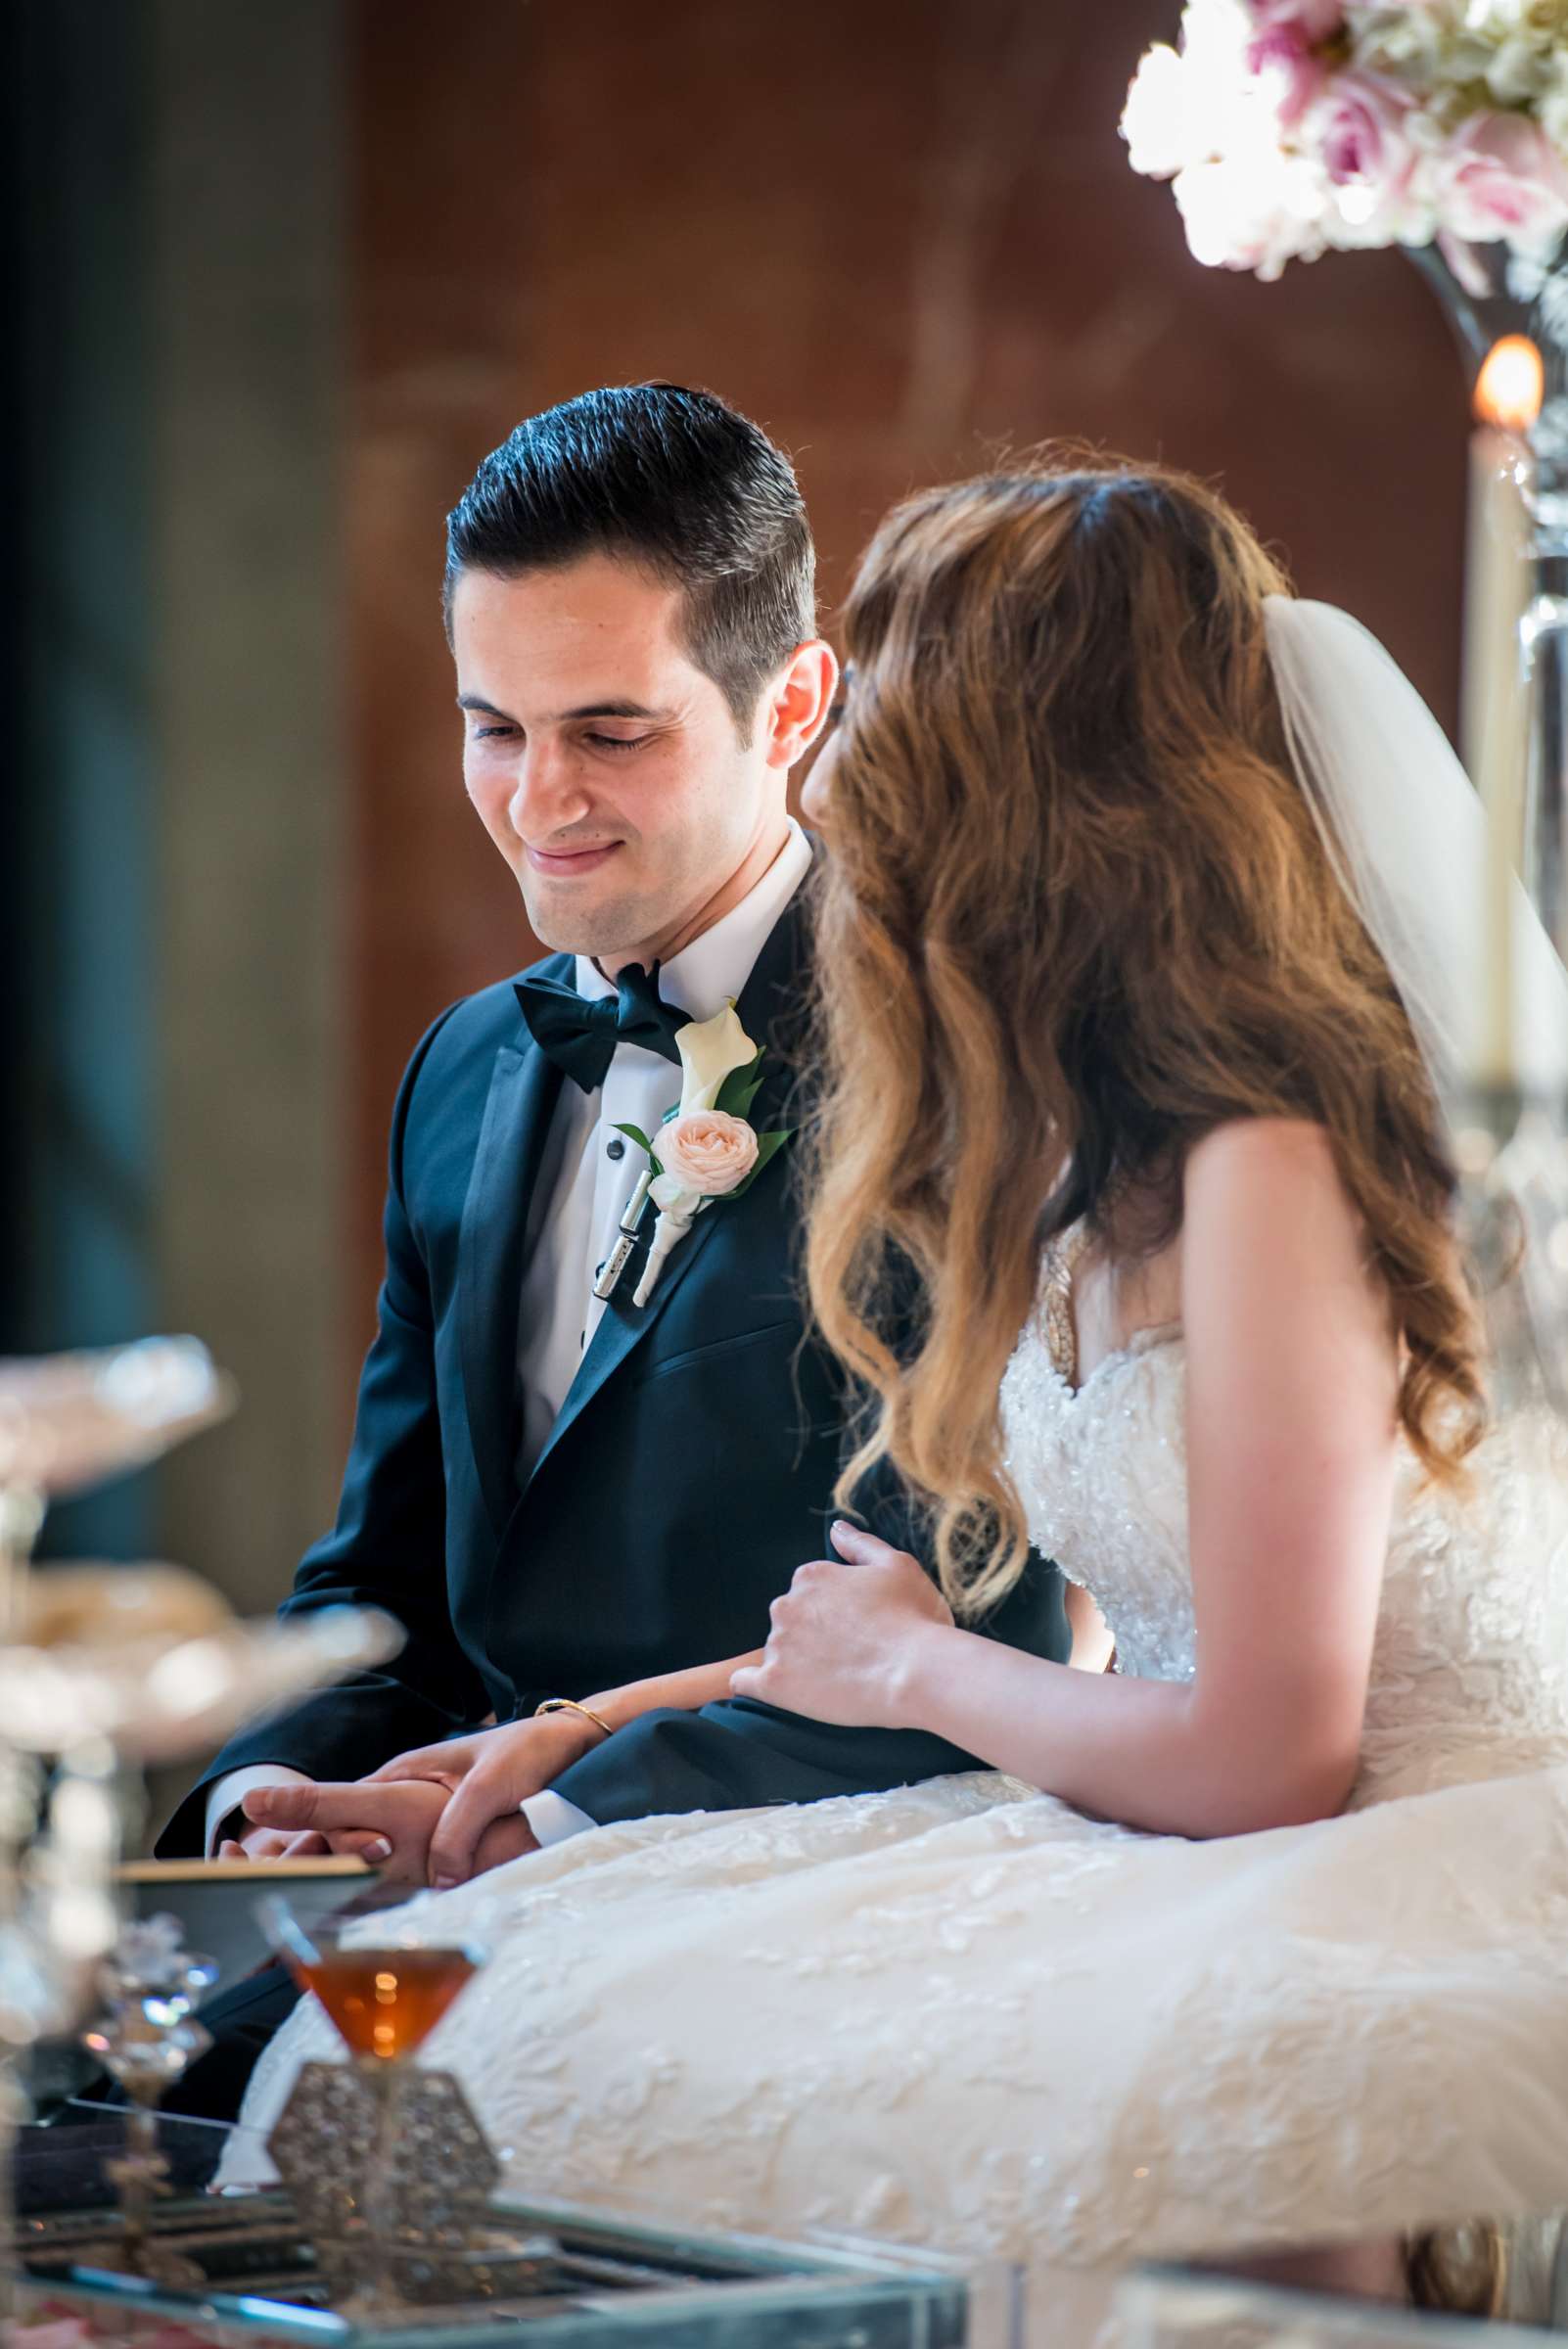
[224,1308,1568,2338]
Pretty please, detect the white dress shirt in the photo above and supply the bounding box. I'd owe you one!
[206,822,812,1858]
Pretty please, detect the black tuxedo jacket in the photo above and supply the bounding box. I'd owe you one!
[159,891,1067,1855]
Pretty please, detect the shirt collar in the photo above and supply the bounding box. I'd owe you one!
[575,818,811,1015]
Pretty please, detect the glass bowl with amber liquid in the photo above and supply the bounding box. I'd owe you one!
[259,1896,488,2321]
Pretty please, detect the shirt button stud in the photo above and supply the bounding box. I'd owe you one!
[606,1136,626,1161]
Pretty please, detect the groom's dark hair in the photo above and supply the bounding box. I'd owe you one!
[444,383,816,731]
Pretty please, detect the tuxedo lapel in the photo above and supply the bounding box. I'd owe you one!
[459,968,570,1539]
[527,1196,724,1487]
[525,890,812,1491]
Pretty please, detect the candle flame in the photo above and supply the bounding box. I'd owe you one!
[1475,336,1544,432]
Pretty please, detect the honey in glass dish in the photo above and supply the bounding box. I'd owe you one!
[288,1944,481,2060]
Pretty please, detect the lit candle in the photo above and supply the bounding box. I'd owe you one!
[1464,334,1543,1088]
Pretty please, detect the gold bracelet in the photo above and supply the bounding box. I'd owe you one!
[533,1696,613,1740]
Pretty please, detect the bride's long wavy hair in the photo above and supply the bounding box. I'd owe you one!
[805,452,1486,1616]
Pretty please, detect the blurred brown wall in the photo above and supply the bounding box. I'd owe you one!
[346,0,1465,1359]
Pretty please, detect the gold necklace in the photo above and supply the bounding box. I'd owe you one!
[1039,1221,1092,1387]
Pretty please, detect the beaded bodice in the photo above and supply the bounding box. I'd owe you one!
[1000,1281,1568,1801]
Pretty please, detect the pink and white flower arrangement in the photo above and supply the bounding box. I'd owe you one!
[1123,0,1568,278]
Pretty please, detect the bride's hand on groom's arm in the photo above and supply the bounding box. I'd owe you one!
[729,1525,956,1727]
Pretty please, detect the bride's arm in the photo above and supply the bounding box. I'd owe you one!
[735,1119,1401,1840]
[576,1651,765,1729]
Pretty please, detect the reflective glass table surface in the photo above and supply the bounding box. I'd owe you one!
[11,2109,1018,2347]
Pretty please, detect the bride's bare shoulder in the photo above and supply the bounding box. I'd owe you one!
[1181,1118,1391,1353]
[1185,1116,1341,1186]
[1182,1118,1354,1235]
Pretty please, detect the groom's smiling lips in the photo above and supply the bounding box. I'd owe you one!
[527,840,624,878]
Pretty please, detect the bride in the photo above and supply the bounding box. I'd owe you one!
[226,456,1568,2332]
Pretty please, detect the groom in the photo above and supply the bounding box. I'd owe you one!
[154,385,1064,2093]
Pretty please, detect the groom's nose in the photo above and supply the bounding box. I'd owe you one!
[509,736,591,838]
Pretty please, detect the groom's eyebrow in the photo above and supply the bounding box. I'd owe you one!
[456,692,673,722]
[553,697,672,721]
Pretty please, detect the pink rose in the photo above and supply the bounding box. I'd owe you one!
[658,1110,760,1196]
[1315,71,1412,193]
[1441,113,1568,252]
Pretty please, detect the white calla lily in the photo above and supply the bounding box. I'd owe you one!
[673,1002,758,1116]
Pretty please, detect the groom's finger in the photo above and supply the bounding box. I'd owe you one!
[244,1780,403,1835]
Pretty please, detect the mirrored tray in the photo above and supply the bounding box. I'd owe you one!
[12,2165,1017,2346]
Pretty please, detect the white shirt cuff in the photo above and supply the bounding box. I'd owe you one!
[205,1763,313,1856]
[519,1789,597,1846]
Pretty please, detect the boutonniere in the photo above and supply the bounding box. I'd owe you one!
[600,1002,792,1309]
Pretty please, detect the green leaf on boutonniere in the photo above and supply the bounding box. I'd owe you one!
[612,1122,664,1176]
[721,1073,768,1123]
[715,1047,767,1121]
[728,1126,792,1199]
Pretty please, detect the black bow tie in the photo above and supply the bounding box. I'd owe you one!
[514,962,686,1094]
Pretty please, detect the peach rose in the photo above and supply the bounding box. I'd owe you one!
[658,1109,760,1196]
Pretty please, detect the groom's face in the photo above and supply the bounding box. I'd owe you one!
[453,555,782,963]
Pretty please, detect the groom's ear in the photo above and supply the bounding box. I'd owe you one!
[761,641,839,772]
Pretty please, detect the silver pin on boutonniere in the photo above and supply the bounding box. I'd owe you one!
[591,1171,655,1305]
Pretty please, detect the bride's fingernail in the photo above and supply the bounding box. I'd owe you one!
[432,1873,458,1892]
[363,1837,392,1864]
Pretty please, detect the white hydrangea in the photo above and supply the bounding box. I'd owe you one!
[1350,6,1466,90]
[1122,43,1203,178]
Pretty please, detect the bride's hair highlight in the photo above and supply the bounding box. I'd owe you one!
[805,450,1486,1616]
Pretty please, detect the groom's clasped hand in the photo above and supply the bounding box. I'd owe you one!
[224,1704,602,1887]
[228,1525,952,1889]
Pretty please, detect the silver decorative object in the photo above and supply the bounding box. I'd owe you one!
[78,1913,218,2289]
[0,1337,404,2323]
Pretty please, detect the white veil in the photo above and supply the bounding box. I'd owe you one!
[1264,597,1568,1107]
[1263,597,1568,1402]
